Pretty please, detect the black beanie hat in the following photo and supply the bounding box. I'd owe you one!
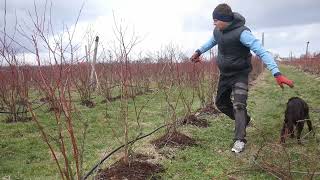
[212,3,234,22]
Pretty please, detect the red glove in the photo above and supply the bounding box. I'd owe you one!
[275,74,294,88]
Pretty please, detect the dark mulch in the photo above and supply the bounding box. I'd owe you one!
[48,106,60,112]
[39,97,60,112]
[81,100,95,108]
[101,89,154,104]
[145,89,154,93]
[40,97,50,103]
[151,130,196,149]
[181,114,209,128]
[197,103,220,116]
[5,116,32,123]
[96,154,164,180]
[132,153,155,161]
[101,96,121,103]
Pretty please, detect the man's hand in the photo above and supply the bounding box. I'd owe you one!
[190,51,201,63]
[275,74,294,88]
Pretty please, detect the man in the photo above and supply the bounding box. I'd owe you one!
[190,3,294,153]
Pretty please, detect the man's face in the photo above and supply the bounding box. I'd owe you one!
[213,19,230,30]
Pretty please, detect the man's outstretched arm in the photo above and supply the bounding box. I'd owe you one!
[191,36,217,62]
[240,30,293,88]
[240,30,280,75]
[197,36,217,54]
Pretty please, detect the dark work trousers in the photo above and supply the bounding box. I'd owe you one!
[215,73,250,143]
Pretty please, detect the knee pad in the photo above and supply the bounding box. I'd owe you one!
[216,104,228,111]
[233,102,246,111]
[233,82,248,96]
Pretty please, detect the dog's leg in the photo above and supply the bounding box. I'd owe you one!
[280,123,287,143]
[304,102,314,136]
[305,112,314,135]
[306,120,315,136]
[288,122,295,138]
[296,122,304,144]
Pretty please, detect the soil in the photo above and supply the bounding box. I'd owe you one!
[48,106,60,112]
[101,89,154,104]
[39,97,60,112]
[181,114,209,128]
[151,130,196,149]
[5,116,32,123]
[40,97,50,103]
[101,95,121,103]
[81,100,95,108]
[96,153,164,180]
[144,89,154,93]
[196,103,220,116]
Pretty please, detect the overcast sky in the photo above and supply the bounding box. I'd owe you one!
[1,0,320,60]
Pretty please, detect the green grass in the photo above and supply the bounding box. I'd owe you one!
[0,83,201,179]
[1,65,320,179]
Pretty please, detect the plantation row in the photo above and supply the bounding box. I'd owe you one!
[0,55,263,123]
[0,50,264,178]
[282,56,320,75]
[0,7,264,178]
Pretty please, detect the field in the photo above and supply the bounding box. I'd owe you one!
[1,60,320,179]
[160,65,320,179]
[0,4,319,178]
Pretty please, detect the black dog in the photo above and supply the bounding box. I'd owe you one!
[280,97,313,144]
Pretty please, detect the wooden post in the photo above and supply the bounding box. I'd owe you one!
[90,36,99,90]
[306,41,310,58]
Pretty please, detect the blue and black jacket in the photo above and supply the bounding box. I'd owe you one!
[196,12,280,77]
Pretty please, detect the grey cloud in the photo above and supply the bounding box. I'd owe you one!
[183,0,320,32]
[0,0,108,53]
[1,0,107,25]
[261,23,320,56]
[230,0,320,30]
[182,0,320,56]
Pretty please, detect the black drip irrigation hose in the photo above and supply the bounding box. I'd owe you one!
[82,123,169,180]
[82,109,209,179]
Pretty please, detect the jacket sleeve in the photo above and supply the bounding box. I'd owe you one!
[197,36,217,54]
[240,30,280,76]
